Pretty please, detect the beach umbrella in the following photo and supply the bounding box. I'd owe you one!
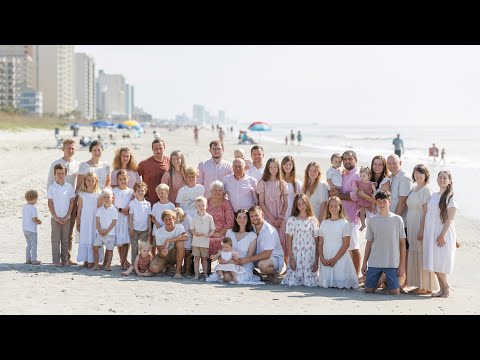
[248,121,272,132]
[90,120,115,128]
[115,123,130,129]
[123,120,140,127]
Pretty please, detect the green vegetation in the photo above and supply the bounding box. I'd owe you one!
[0,109,89,130]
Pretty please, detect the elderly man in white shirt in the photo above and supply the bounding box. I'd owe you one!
[222,158,258,212]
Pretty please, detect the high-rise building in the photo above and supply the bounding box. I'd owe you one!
[37,45,75,115]
[97,69,126,119]
[218,110,226,123]
[75,53,96,120]
[18,90,42,115]
[125,83,134,118]
[193,104,205,124]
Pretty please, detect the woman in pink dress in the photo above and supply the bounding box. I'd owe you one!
[257,158,288,249]
[161,150,187,204]
[206,180,235,274]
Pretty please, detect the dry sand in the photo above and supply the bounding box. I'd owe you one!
[0,126,478,314]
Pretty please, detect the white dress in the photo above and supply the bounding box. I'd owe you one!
[423,193,458,275]
[213,251,246,274]
[78,161,111,190]
[77,192,104,263]
[308,182,329,220]
[406,186,438,290]
[317,219,358,289]
[113,187,134,246]
[282,217,319,287]
[207,230,263,284]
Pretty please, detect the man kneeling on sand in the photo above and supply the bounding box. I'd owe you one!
[149,210,187,279]
[237,206,284,283]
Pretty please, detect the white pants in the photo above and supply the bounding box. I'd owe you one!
[348,222,361,250]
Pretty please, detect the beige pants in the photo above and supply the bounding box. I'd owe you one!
[51,218,71,264]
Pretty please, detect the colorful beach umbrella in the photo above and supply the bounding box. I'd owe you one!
[248,121,272,132]
[123,120,140,127]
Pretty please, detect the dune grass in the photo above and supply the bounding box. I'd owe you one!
[0,112,68,130]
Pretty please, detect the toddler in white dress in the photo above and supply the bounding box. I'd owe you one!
[210,237,245,283]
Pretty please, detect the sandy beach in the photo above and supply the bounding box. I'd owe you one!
[0,126,478,314]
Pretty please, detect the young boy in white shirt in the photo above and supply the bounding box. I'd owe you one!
[93,187,118,271]
[190,196,215,280]
[151,183,175,248]
[47,164,76,267]
[22,190,42,265]
[129,181,152,264]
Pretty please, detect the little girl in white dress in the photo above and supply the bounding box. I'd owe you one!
[210,237,245,283]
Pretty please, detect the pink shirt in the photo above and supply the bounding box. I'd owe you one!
[341,167,360,224]
[222,174,258,212]
[198,158,233,198]
[161,170,186,204]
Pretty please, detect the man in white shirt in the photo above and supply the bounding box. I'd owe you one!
[246,145,265,181]
[47,139,79,265]
[222,159,258,212]
[237,206,284,283]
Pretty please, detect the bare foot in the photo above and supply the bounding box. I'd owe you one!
[193,275,199,280]
[431,290,444,297]
[271,272,280,284]
[91,265,99,271]
[125,260,131,267]
[53,263,63,267]
[31,260,41,265]
[104,265,111,271]
[359,224,366,232]
[174,273,183,279]
[121,271,129,276]
[414,289,429,295]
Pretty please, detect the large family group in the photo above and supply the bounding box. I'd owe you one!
[21,135,458,297]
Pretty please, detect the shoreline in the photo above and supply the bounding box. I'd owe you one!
[0,126,478,314]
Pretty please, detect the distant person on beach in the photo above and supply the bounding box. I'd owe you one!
[246,145,265,181]
[430,143,439,162]
[441,148,446,164]
[285,136,288,146]
[393,133,404,158]
[297,131,302,146]
[423,170,458,298]
[48,164,76,267]
[47,138,79,265]
[326,153,343,192]
[194,126,199,145]
[153,130,161,141]
[290,130,295,145]
[219,127,225,147]
[198,140,233,198]
[22,190,42,265]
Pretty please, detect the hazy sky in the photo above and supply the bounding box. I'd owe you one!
[76,45,480,126]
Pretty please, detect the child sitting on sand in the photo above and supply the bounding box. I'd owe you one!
[121,241,153,276]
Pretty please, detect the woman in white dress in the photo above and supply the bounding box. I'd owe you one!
[302,162,329,225]
[317,196,358,289]
[406,164,438,294]
[423,170,458,298]
[282,194,319,287]
[76,171,103,267]
[207,209,263,284]
[76,140,111,192]
[281,156,302,273]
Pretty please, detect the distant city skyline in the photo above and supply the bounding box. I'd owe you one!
[76,45,480,126]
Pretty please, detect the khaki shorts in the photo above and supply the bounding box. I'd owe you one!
[94,234,115,250]
[151,247,177,268]
[192,246,209,257]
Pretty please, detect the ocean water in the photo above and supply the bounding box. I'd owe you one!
[238,123,480,221]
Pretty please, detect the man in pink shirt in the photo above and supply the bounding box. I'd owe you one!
[198,140,233,198]
[222,159,258,212]
[329,150,362,278]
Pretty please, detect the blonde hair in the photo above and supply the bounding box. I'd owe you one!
[112,147,138,171]
[195,196,207,205]
[174,207,186,222]
[139,241,152,252]
[234,148,245,158]
[161,209,177,221]
[101,187,114,198]
[62,138,76,148]
[25,189,38,201]
[79,171,100,193]
[156,183,170,193]
[133,181,148,192]
[324,196,346,220]
[185,166,199,177]
[302,162,322,196]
